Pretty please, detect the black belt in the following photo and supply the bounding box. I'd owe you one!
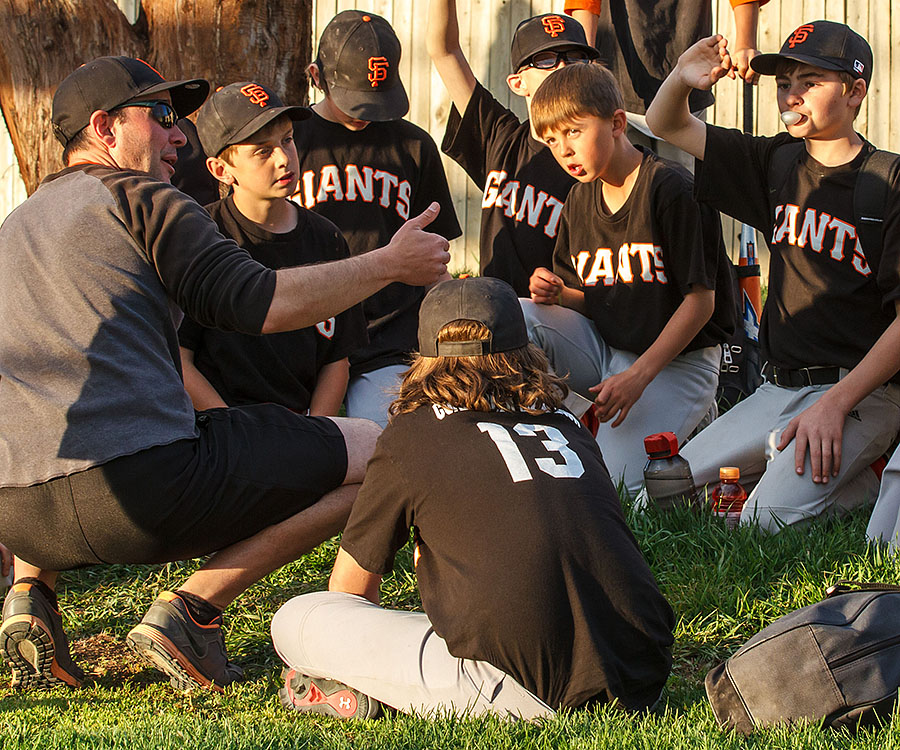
[762,363,842,387]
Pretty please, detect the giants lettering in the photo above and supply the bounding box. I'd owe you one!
[573,243,667,287]
[316,317,336,339]
[772,204,871,276]
[482,170,564,237]
[295,165,411,220]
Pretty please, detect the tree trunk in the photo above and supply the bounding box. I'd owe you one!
[0,0,312,194]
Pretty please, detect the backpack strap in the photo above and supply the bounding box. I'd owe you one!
[854,149,900,268]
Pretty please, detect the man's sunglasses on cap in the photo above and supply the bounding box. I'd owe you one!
[112,101,178,129]
[522,49,594,71]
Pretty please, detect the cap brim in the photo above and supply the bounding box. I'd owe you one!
[512,42,599,72]
[225,105,312,149]
[329,83,409,122]
[141,78,211,119]
[750,52,847,77]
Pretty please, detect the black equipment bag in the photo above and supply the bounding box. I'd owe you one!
[705,582,900,733]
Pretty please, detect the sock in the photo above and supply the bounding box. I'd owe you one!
[15,577,59,609]
[174,589,222,626]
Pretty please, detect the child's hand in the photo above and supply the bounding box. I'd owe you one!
[731,46,761,84]
[776,397,845,484]
[589,366,651,428]
[530,267,564,305]
[675,35,734,91]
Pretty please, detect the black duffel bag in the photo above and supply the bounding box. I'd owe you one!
[706,582,900,733]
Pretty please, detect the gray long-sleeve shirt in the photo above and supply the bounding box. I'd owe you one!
[0,164,276,487]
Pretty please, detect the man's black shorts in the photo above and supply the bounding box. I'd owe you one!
[0,404,348,570]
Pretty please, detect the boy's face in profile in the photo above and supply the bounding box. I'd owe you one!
[775,63,865,139]
[540,113,618,183]
[209,116,300,199]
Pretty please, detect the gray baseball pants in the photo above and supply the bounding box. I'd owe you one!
[681,379,900,532]
[271,591,554,719]
[520,300,721,495]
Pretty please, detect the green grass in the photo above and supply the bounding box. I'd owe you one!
[3,504,900,749]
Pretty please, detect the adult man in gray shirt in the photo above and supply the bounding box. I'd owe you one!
[0,57,449,693]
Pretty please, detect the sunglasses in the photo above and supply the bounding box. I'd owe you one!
[522,49,594,71]
[113,100,178,129]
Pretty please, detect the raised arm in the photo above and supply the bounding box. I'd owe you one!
[263,203,450,333]
[730,1,762,84]
[565,1,601,46]
[645,36,734,160]
[426,0,478,114]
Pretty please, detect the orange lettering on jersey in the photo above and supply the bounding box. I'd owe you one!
[787,24,815,48]
[240,84,269,107]
[542,16,567,37]
[368,57,389,87]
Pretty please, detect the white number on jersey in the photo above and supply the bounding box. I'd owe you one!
[477,422,585,483]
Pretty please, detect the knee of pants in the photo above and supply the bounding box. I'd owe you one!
[271,591,335,666]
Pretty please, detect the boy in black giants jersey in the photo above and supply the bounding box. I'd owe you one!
[294,10,461,427]
[523,64,734,496]
[271,277,674,718]
[646,21,900,532]
[178,82,367,416]
[427,2,598,295]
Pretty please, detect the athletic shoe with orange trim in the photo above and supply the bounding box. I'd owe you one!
[126,591,243,692]
[280,667,382,719]
[0,581,86,689]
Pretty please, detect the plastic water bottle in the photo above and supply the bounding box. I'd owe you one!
[712,467,747,529]
[642,432,696,509]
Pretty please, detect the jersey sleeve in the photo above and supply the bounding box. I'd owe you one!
[695,125,788,233]
[176,313,205,352]
[409,127,462,241]
[551,192,584,290]
[104,171,275,334]
[564,0,601,13]
[441,82,526,190]
[339,422,416,575]
[654,171,722,296]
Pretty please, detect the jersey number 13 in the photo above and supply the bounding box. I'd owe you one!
[477,422,585,482]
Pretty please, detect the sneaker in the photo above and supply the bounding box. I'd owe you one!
[126,591,243,692]
[0,581,86,689]
[280,667,382,719]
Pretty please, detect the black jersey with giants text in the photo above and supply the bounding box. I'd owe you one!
[340,405,674,710]
[696,126,900,381]
[178,196,367,411]
[554,149,733,354]
[293,113,461,377]
[442,83,576,296]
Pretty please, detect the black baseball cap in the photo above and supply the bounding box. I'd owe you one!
[751,20,872,86]
[51,56,209,146]
[196,82,310,157]
[315,10,408,121]
[510,14,598,72]
[418,277,529,358]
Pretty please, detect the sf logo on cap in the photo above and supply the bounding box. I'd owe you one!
[240,84,269,107]
[542,16,566,37]
[787,24,815,48]
[368,57,389,87]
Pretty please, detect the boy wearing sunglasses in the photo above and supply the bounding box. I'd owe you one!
[427,3,598,296]
[177,82,367,419]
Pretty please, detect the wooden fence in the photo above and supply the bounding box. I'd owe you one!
[1,1,896,276]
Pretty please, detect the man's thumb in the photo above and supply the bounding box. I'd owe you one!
[405,201,440,230]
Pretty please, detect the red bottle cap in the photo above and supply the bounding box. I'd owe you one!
[644,432,679,459]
